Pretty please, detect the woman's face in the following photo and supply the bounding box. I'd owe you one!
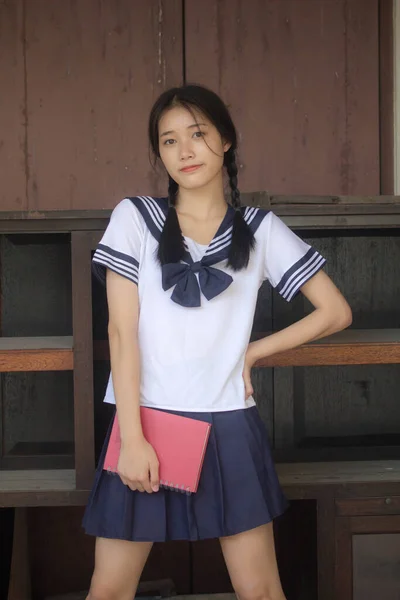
[158,105,230,191]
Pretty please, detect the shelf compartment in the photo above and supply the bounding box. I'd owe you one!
[1,441,74,470]
[0,337,73,372]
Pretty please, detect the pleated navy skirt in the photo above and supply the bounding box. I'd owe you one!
[82,406,288,542]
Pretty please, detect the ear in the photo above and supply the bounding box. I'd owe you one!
[223,140,232,153]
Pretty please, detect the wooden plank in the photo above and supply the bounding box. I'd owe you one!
[353,528,400,599]
[185,0,380,196]
[268,195,400,205]
[0,337,73,372]
[2,195,400,232]
[255,329,400,367]
[96,329,400,366]
[379,0,394,194]
[276,460,400,486]
[7,508,32,600]
[336,496,400,517]
[316,493,336,600]
[0,337,73,350]
[334,517,353,600]
[71,232,95,489]
[0,0,27,211]
[24,0,183,210]
[0,470,90,507]
[0,469,76,491]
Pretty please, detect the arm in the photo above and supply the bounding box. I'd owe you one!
[106,269,159,493]
[243,270,352,397]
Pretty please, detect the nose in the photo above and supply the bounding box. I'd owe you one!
[179,140,195,161]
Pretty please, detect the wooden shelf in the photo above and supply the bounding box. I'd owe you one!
[0,336,73,371]
[0,469,89,507]
[94,329,400,367]
[276,460,400,486]
[2,460,399,507]
[1,441,74,470]
[255,329,400,367]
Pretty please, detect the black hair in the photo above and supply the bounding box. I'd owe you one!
[148,84,255,270]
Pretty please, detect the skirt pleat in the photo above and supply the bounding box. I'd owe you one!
[82,407,288,542]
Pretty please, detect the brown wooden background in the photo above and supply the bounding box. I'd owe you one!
[0,1,396,599]
[0,0,389,212]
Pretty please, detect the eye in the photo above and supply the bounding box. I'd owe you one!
[163,138,175,146]
[193,131,205,139]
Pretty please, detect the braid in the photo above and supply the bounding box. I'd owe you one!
[157,176,185,265]
[225,148,255,270]
[225,149,240,209]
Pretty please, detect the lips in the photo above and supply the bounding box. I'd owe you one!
[180,164,202,173]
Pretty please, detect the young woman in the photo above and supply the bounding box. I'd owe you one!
[83,84,352,600]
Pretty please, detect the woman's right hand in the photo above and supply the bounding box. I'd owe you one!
[117,437,160,493]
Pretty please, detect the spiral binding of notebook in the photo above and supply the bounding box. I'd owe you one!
[105,469,191,495]
[159,479,191,494]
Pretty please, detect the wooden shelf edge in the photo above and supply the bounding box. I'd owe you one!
[0,350,73,372]
[256,345,400,367]
[0,337,74,371]
[0,469,90,507]
[94,330,400,367]
[255,329,400,367]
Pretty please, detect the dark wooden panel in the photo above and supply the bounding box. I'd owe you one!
[273,367,294,449]
[336,516,400,600]
[379,0,394,194]
[335,517,353,599]
[301,364,400,442]
[353,532,400,600]
[71,232,95,489]
[192,540,232,593]
[0,0,27,210]
[28,507,190,598]
[336,496,400,517]
[316,494,336,600]
[185,0,380,195]
[142,543,191,595]
[2,372,74,457]
[0,235,72,337]
[24,0,183,210]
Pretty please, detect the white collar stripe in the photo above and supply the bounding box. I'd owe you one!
[138,196,164,231]
[94,250,139,276]
[145,196,166,226]
[282,254,325,298]
[285,256,326,301]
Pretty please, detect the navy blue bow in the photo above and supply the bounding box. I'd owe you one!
[162,260,233,307]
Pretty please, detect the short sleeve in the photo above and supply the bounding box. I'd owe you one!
[92,198,144,286]
[263,212,326,301]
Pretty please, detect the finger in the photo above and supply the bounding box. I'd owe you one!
[150,461,160,492]
[119,474,129,486]
[141,475,153,494]
[243,371,254,399]
[134,482,145,493]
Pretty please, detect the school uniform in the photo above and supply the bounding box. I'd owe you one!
[83,196,326,542]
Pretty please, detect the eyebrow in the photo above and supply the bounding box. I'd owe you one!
[160,123,208,138]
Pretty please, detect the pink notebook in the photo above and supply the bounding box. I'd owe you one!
[103,407,211,493]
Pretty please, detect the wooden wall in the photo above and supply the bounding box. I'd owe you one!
[0,1,395,599]
[0,0,386,211]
